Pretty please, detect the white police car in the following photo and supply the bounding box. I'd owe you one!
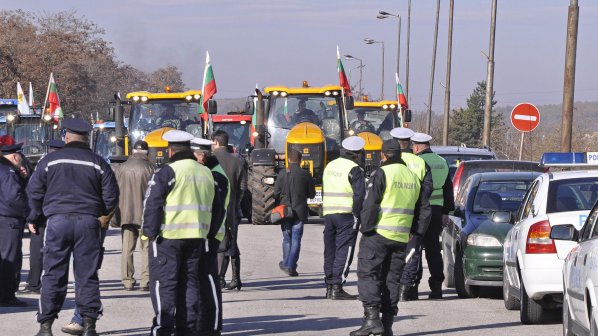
[551,197,598,335]
[502,153,598,324]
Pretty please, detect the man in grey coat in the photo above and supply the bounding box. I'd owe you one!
[118,140,155,291]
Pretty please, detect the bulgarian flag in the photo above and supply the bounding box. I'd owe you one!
[395,73,408,108]
[337,45,352,96]
[44,73,63,122]
[199,51,217,114]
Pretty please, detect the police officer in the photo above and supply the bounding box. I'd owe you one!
[390,128,433,301]
[27,119,119,336]
[351,140,424,336]
[322,136,366,300]
[191,137,228,336]
[409,132,454,299]
[23,140,65,295]
[142,130,216,335]
[0,142,29,307]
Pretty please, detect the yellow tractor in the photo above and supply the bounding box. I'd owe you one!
[110,88,216,166]
[245,82,354,225]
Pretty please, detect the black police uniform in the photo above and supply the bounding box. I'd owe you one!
[323,158,365,298]
[197,155,227,334]
[0,144,29,306]
[27,121,119,325]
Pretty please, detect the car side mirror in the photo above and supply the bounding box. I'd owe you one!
[403,109,412,123]
[452,207,462,217]
[550,225,577,241]
[491,211,511,223]
[345,96,355,110]
[108,107,115,120]
[207,100,218,114]
[244,101,255,115]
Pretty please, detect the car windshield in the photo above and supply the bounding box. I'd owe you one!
[213,121,250,153]
[267,95,342,154]
[473,180,533,213]
[128,100,203,146]
[347,108,397,140]
[547,177,598,213]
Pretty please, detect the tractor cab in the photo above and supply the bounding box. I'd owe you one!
[347,100,402,141]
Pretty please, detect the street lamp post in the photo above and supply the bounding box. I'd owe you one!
[364,38,385,100]
[377,11,401,81]
[344,54,364,100]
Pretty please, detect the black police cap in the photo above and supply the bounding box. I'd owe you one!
[62,118,93,135]
[0,143,23,154]
[381,139,401,155]
[133,140,149,151]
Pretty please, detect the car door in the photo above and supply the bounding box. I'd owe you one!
[444,178,472,269]
[571,206,598,326]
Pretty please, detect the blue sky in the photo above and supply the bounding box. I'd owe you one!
[3,0,597,112]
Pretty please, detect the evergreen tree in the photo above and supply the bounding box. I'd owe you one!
[449,81,501,147]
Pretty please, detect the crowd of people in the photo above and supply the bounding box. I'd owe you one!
[0,118,454,336]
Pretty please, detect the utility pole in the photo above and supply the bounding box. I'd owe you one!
[443,0,455,145]
[406,0,412,100]
[561,0,579,152]
[426,0,440,134]
[483,0,497,147]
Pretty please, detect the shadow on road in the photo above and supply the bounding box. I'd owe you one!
[99,326,151,335]
[223,314,361,335]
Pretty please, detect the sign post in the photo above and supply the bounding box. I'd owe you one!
[511,103,540,160]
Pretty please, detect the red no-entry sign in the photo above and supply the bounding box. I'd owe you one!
[511,103,540,132]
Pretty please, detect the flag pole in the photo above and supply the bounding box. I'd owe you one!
[41,73,52,120]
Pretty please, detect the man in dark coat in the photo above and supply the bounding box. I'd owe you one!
[274,149,316,276]
[211,130,247,291]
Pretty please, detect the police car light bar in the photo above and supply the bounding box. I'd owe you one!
[540,152,598,167]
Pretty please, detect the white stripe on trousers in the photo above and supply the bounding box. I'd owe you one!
[38,218,49,317]
[208,274,220,331]
[152,240,161,336]
[341,216,359,284]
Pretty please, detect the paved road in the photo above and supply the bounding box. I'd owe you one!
[1,220,562,335]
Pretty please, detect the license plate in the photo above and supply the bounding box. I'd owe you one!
[308,188,322,205]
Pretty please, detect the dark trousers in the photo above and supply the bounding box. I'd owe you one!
[399,235,422,286]
[149,237,204,336]
[415,206,445,285]
[323,213,357,285]
[224,217,240,257]
[197,238,223,333]
[27,224,46,290]
[38,214,102,322]
[0,216,24,302]
[357,233,407,316]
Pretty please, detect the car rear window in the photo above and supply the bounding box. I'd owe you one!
[547,177,598,213]
[473,181,532,213]
[441,154,495,179]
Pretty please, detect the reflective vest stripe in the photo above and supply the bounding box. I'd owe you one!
[164,204,212,212]
[376,225,411,233]
[379,207,415,215]
[46,159,105,174]
[161,222,211,231]
[430,194,444,200]
[323,157,358,216]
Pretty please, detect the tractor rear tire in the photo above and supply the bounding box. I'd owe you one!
[250,165,276,225]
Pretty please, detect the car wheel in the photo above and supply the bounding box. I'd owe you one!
[502,260,520,310]
[520,271,544,324]
[442,230,455,288]
[454,249,479,299]
[562,291,574,336]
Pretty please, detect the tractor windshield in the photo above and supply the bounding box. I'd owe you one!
[267,95,343,154]
[12,120,49,156]
[128,100,204,147]
[347,108,398,140]
[213,121,251,153]
[93,128,117,162]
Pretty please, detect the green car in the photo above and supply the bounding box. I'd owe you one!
[441,171,540,298]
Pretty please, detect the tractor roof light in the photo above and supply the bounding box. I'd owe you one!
[332,91,339,96]
[271,91,279,96]
[252,131,259,137]
[349,129,355,136]
[280,91,288,97]
[185,95,193,101]
[6,114,15,122]
[140,96,148,102]
[324,91,331,96]
[390,104,396,109]
[132,96,140,102]
[382,104,389,109]
[193,94,201,100]
[240,120,247,125]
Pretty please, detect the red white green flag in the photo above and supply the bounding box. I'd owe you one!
[44,73,63,122]
[337,46,352,96]
[199,51,217,114]
[395,73,408,107]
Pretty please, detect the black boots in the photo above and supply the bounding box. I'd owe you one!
[381,313,394,336]
[350,306,384,336]
[218,253,229,289]
[224,256,242,291]
[428,279,443,299]
[331,284,357,300]
[36,320,54,336]
[398,284,419,302]
[326,284,333,299]
[82,317,97,336]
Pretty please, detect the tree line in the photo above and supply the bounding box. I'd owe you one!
[0,10,186,120]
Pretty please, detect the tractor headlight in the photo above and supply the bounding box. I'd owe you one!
[332,91,339,96]
[349,129,355,136]
[140,96,148,102]
[324,91,331,96]
[466,234,502,247]
[43,114,52,122]
[132,96,140,102]
[390,104,396,109]
[382,104,389,109]
[271,91,279,96]
[185,95,193,101]
[193,94,201,100]
[252,131,259,137]
[280,92,288,97]
[110,136,117,143]
[262,177,275,185]
[7,114,15,122]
